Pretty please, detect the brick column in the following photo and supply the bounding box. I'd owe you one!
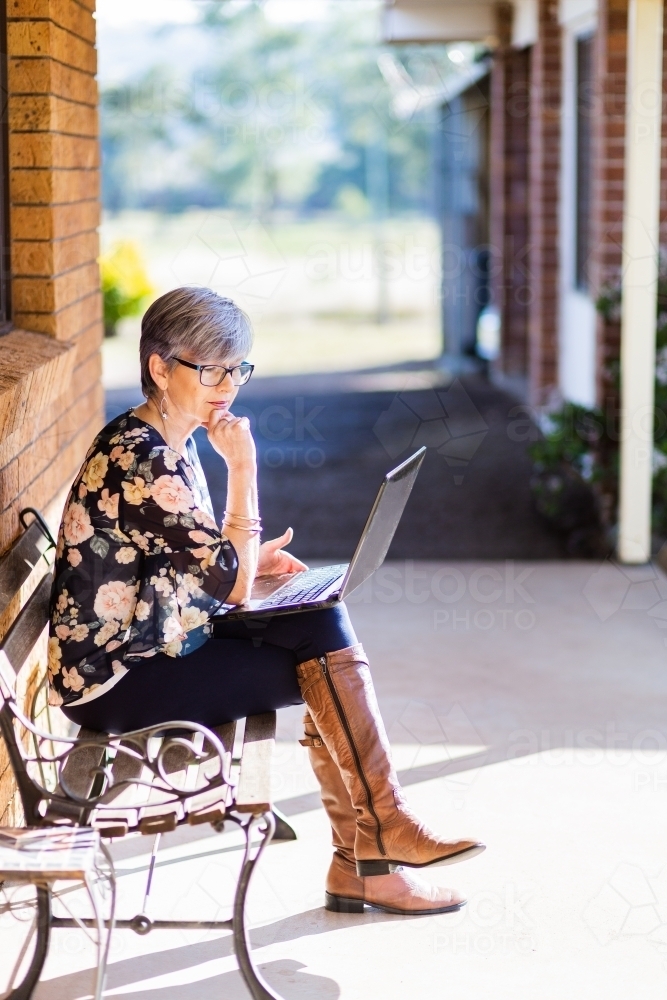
[528,0,562,406]
[0,0,103,823]
[3,0,104,548]
[490,44,531,384]
[590,0,629,406]
[659,2,667,250]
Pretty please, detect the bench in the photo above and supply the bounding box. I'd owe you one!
[0,508,297,1000]
[0,825,113,1000]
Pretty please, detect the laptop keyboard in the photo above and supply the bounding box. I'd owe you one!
[259,565,347,608]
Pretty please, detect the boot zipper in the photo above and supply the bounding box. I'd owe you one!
[318,656,386,857]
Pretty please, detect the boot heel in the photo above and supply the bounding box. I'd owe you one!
[325,891,365,913]
[356,859,391,877]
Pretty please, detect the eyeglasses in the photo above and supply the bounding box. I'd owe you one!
[172,357,254,387]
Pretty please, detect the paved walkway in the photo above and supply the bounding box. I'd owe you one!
[35,561,667,999]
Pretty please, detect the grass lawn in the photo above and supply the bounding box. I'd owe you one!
[101,209,442,387]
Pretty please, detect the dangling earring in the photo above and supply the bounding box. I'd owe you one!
[160,392,168,420]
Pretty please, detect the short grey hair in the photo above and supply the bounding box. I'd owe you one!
[139,287,253,399]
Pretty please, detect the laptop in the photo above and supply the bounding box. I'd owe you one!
[216,447,426,620]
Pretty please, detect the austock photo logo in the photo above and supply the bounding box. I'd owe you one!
[388,698,489,803]
[372,378,488,485]
[582,558,667,641]
[170,213,288,317]
[242,397,326,471]
[431,881,538,958]
[347,561,537,634]
[583,863,667,965]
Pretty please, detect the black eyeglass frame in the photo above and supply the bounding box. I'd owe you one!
[171,357,254,386]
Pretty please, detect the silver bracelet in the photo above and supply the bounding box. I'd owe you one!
[223,520,262,534]
[224,510,261,523]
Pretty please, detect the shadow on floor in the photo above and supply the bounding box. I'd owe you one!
[106,366,562,560]
[38,959,339,1000]
[108,961,340,1000]
[37,904,408,1000]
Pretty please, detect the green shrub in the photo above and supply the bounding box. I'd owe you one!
[533,253,667,548]
[528,403,613,556]
[100,241,154,337]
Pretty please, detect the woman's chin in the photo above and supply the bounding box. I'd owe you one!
[204,406,230,427]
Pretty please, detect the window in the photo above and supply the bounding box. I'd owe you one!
[575,34,594,292]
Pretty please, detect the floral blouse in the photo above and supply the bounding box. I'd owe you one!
[48,410,238,708]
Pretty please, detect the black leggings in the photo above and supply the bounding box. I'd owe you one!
[62,604,357,735]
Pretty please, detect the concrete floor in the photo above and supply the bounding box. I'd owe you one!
[32,561,667,1000]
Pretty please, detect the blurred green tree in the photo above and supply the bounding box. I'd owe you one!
[100,2,436,216]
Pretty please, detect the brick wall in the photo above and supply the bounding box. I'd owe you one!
[527,0,561,407]
[492,0,636,409]
[661,2,667,250]
[594,0,667,398]
[590,0,629,407]
[0,0,103,824]
[490,43,531,386]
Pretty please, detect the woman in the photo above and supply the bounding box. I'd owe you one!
[49,286,484,915]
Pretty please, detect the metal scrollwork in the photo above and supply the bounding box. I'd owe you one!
[4,675,233,832]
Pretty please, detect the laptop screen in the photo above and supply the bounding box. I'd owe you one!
[339,447,426,600]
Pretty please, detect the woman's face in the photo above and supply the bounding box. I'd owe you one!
[150,348,244,429]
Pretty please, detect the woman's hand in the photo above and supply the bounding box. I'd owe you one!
[256,528,308,578]
[213,408,259,606]
[207,409,256,471]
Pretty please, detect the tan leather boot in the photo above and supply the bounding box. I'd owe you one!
[296,645,485,876]
[299,710,357,866]
[301,710,466,914]
[326,853,466,915]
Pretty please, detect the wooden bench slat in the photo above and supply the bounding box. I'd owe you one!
[0,519,52,620]
[0,570,52,675]
[56,727,106,801]
[0,827,100,880]
[103,741,145,801]
[160,742,194,775]
[235,711,276,813]
[212,721,236,757]
[91,806,138,838]
[243,713,276,745]
[184,785,230,814]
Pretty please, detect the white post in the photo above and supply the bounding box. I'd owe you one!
[618,0,664,563]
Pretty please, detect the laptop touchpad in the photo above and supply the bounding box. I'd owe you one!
[250,571,305,601]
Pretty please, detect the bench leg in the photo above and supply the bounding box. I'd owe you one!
[271,807,297,842]
[5,886,51,1000]
[233,811,285,1000]
[89,842,117,1000]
